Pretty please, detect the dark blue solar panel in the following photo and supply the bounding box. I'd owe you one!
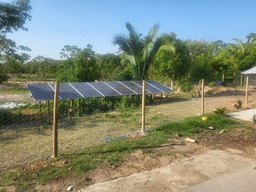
[27,80,173,101]
[121,81,142,94]
[88,82,121,97]
[58,83,83,99]
[104,81,137,95]
[147,80,173,93]
[71,82,103,98]
[27,84,54,101]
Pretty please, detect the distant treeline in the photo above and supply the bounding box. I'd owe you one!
[1,33,256,89]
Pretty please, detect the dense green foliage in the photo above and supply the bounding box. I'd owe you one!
[0,0,31,82]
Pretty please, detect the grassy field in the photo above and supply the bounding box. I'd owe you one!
[0,113,251,191]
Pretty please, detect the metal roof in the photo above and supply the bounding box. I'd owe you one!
[241,66,256,75]
[27,80,173,101]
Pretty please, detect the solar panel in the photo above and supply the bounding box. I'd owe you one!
[27,84,54,101]
[27,80,173,101]
[121,81,143,94]
[58,83,83,99]
[71,82,103,98]
[87,82,122,97]
[146,80,172,93]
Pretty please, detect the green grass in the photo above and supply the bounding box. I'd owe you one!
[155,113,244,136]
[0,84,28,94]
[0,113,250,191]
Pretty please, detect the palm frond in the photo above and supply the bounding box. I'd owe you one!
[145,23,159,44]
[232,38,245,54]
[121,53,136,66]
[246,33,256,43]
[125,22,142,57]
[113,34,133,55]
[141,24,160,62]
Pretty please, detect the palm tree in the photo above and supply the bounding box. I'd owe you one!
[113,22,173,80]
[232,33,256,57]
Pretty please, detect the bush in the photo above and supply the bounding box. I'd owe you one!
[117,95,141,111]
[214,107,227,116]
[234,99,242,109]
[175,80,193,92]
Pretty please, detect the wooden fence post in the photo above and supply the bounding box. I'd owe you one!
[201,79,205,115]
[141,80,146,133]
[245,76,249,108]
[240,75,243,87]
[53,82,59,158]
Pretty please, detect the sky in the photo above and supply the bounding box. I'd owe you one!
[3,0,256,60]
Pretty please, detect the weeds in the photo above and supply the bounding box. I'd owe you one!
[213,107,227,116]
[234,99,242,109]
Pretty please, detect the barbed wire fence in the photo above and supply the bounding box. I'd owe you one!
[0,78,253,169]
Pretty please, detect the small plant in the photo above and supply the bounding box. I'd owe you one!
[214,107,227,116]
[207,81,216,87]
[105,113,115,118]
[253,114,256,124]
[234,99,242,109]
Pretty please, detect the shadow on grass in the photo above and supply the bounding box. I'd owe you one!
[149,97,192,106]
[61,141,186,158]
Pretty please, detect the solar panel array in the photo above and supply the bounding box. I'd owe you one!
[27,80,173,101]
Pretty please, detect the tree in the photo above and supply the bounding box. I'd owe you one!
[153,33,191,83]
[73,45,100,82]
[113,22,173,80]
[186,40,218,82]
[232,33,256,57]
[0,0,31,82]
[96,53,121,80]
[231,33,256,72]
[23,56,59,79]
[60,45,81,60]
[0,0,31,34]
[57,45,100,82]
[57,45,81,82]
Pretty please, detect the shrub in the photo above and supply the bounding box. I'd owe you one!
[214,107,227,116]
[175,80,193,92]
[234,99,242,109]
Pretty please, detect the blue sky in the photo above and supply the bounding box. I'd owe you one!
[3,0,256,59]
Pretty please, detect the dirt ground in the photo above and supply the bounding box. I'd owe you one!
[1,86,256,191]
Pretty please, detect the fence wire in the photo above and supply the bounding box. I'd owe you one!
[0,94,172,169]
[0,84,253,170]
